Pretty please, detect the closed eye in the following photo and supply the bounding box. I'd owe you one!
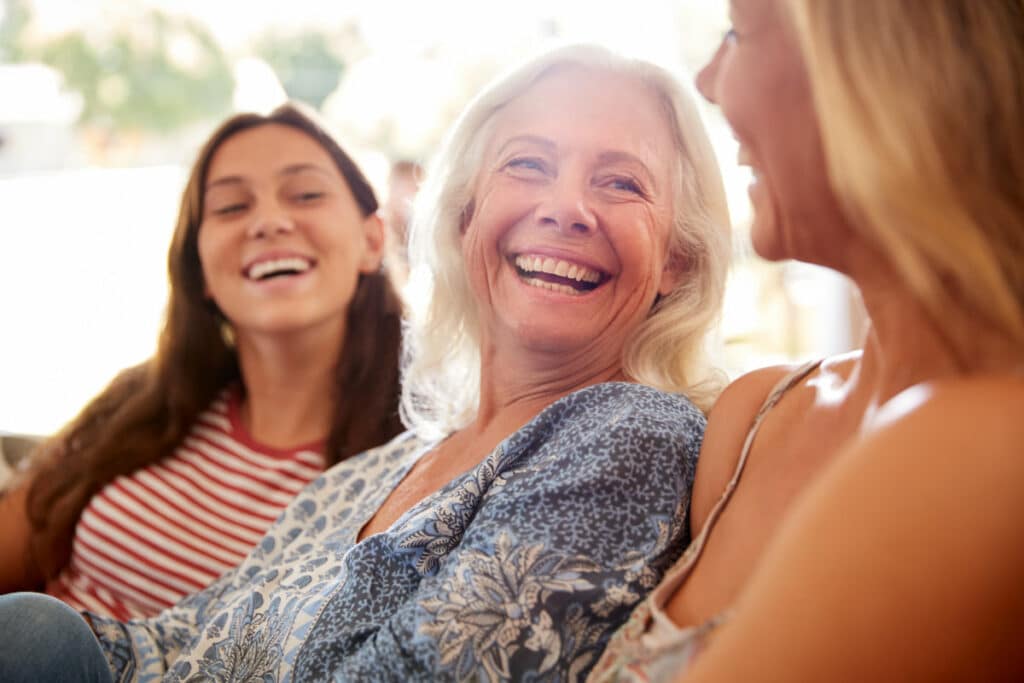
[294,191,325,203]
[211,203,248,216]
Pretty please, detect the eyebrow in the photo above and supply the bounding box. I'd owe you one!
[494,134,557,160]
[204,163,334,191]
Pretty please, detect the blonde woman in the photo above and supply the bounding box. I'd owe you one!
[592,1,1024,682]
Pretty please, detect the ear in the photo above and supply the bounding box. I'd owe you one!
[656,250,688,297]
[357,212,387,273]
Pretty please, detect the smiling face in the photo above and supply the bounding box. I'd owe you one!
[198,123,384,343]
[461,65,680,364]
[697,0,850,267]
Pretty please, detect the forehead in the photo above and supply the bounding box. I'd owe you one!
[730,0,759,15]
[731,0,786,25]
[206,123,338,180]
[486,65,676,169]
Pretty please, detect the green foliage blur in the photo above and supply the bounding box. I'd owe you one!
[256,31,344,109]
[33,12,234,133]
[0,0,348,135]
[0,0,31,61]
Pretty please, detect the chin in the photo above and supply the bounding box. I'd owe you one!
[511,321,593,356]
[749,216,789,262]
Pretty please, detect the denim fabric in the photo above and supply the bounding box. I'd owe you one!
[0,592,112,683]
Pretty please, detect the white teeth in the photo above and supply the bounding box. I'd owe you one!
[513,254,602,284]
[523,277,582,296]
[247,257,311,280]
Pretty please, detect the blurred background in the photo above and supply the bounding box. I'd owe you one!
[0,0,861,437]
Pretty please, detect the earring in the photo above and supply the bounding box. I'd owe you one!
[219,320,236,348]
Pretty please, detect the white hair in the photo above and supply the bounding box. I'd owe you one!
[402,44,731,440]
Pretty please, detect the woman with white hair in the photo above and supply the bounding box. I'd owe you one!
[0,44,730,682]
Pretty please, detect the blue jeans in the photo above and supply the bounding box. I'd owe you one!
[0,592,112,683]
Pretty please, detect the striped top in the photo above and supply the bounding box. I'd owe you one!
[46,387,325,620]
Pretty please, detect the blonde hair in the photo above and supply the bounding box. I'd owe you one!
[788,0,1024,348]
[402,44,731,439]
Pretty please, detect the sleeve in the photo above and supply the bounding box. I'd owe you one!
[88,571,233,681]
[301,384,705,683]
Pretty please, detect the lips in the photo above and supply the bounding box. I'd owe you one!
[244,256,314,281]
[735,146,763,179]
[512,253,608,295]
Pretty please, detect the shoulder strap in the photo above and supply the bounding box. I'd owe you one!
[689,359,824,549]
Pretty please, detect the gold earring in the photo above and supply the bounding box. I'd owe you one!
[219,320,236,348]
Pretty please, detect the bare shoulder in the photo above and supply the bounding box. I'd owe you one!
[869,373,1024,467]
[816,348,860,380]
[689,363,799,533]
[814,373,1024,571]
[682,374,1024,683]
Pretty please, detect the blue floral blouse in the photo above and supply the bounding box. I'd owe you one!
[89,382,705,682]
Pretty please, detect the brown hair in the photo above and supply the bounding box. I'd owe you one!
[25,103,404,579]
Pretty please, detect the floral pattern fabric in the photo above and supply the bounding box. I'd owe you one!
[588,360,824,682]
[89,382,705,682]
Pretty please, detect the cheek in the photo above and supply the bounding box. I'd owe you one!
[461,196,511,271]
[460,223,491,285]
[195,228,216,279]
[622,206,671,270]
[195,225,236,296]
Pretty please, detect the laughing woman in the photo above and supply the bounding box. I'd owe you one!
[0,104,403,619]
[0,44,729,682]
[591,2,1024,682]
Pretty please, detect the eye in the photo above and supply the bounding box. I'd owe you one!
[504,156,549,174]
[602,175,647,197]
[211,203,247,216]
[294,191,325,203]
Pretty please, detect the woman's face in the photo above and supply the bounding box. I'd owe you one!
[198,123,384,342]
[697,0,849,267]
[461,65,680,362]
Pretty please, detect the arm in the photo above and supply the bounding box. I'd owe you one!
[689,365,792,535]
[309,385,705,682]
[681,379,1024,683]
[0,482,44,591]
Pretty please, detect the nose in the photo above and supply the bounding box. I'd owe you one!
[695,39,726,104]
[246,202,295,239]
[535,177,597,235]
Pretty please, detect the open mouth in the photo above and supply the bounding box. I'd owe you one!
[244,257,314,281]
[737,147,762,180]
[512,254,608,296]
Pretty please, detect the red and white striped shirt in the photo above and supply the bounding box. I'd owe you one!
[46,388,325,620]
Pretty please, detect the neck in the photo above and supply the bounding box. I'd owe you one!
[848,258,1021,411]
[467,334,625,439]
[234,322,344,449]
